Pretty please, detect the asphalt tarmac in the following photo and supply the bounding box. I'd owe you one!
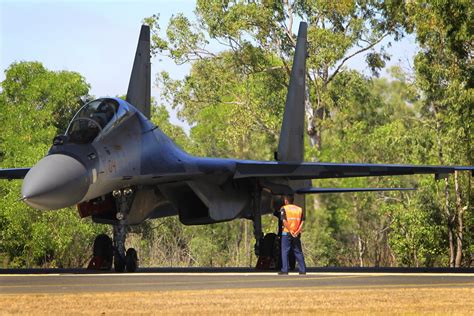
[1,268,473,294]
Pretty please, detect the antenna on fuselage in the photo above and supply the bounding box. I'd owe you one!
[126,25,151,119]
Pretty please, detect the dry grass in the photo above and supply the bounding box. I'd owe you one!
[1,287,473,315]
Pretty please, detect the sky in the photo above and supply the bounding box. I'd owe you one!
[0,0,192,95]
[1,0,418,129]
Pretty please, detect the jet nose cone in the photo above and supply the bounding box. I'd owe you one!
[21,154,90,210]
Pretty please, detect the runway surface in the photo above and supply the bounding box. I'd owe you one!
[1,269,473,294]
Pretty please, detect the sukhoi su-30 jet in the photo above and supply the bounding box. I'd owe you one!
[1,23,472,272]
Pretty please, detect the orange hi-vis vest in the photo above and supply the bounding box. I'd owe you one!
[282,204,303,234]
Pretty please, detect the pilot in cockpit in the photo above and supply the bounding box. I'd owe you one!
[92,101,115,128]
[66,98,120,144]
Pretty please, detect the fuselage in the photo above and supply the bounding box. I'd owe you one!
[21,98,240,212]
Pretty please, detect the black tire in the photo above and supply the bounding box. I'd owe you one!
[93,234,113,260]
[114,253,126,273]
[261,233,277,257]
[125,248,139,272]
[274,236,282,270]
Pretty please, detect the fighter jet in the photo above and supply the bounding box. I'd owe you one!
[1,23,472,272]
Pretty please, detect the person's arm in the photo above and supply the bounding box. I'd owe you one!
[293,220,304,237]
[292,208,306,236]
[281,208,292,233]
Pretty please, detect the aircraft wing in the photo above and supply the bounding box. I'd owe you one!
[234,161,474,180]
[0,168,30,180]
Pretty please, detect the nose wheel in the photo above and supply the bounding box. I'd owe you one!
[125,248,138,272]
[87,234,113,270]
[113,247,138,273]
[87,232,139,272]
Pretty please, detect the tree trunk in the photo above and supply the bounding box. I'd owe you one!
[434,112,456,267]
[357,234,364,267]
[352,200,365,267]
[305,84,319,149]
[244,219,250,267]
[306,79,326,152]
[413,244,419,268]
[444,178,455,267]
[454,171,464,267]
[376,216,391,267]
[237,220,244,265]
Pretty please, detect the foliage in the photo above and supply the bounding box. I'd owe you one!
[146,0,409,150]
[0,62,106,268]
[407,0,473,267]
[156,49,285,159]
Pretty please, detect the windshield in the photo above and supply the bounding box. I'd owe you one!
[66,98,119,144]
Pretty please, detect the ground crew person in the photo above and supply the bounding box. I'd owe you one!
[279,194,306,275]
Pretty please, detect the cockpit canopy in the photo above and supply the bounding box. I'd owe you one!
[66,98,131,144]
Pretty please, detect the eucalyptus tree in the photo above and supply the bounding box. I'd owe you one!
[146,0,408,153]
[407,0,473,267]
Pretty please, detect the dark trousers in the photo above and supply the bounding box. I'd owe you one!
[281,234,306,273]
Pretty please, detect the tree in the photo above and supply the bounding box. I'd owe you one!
[0,61,106,268]
[407,0,473,267]
[146,0,408,153]
[155,50,284,159]
[306,68,427,267]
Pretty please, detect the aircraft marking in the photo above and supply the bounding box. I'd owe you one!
[107,160,117,174]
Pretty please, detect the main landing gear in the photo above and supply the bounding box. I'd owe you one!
[252,185,279,270]
[87,188,139,272]
[252,185,295,271]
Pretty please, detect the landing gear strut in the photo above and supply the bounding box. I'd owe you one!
[252,186,278,270]
[111,222,139,273]
[113,224,127,272]
[112,188,139,273]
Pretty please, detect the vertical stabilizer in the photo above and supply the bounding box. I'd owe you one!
[277,22,309,214]
[277,22,307,162]
[126,25,151,119]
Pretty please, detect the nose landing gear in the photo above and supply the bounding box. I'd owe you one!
[87,232,139,272]
[87,188,139,272]
[112,188,139,273]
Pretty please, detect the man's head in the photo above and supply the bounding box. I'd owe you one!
[283,194,294,205]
